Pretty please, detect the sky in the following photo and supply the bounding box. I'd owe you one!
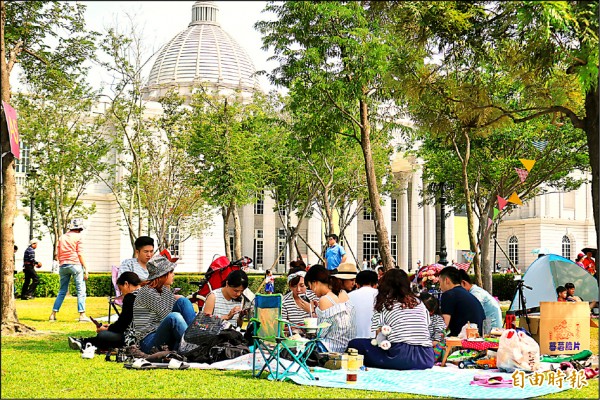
[11,1,277,93]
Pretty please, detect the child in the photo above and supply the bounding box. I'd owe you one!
[264,270,275,294]
[556,286,568,302]
[421,292,447,362]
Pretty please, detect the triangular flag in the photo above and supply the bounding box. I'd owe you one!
[493,207,499,219]
[487,217,493,229]
[515,167,529,183]
[507,192,523,206]
[532,140,548,152]
[497,195,508,210]
[519,158,536,172]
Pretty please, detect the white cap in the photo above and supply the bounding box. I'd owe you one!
[30,239,38,245]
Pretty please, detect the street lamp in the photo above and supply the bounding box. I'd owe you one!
[428,182,455,266]
[26,168,37,241]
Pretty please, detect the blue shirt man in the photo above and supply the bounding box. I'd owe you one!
[325,234,347,271]
[459,269,502,333]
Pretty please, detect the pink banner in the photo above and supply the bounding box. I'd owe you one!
[2,101,20,159]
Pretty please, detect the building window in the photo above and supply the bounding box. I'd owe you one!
[277,228,286,267]
[363,201,373,220]
[508,236,519,266]
[253,229,263,267]
[391,235,397,264]
[391,198,397,222]
[167,226,181,258]
[277,203,286,216]
[15,144,30,173]
[363,233,379,262]
[254,193,264,215]
[562,235,571,259]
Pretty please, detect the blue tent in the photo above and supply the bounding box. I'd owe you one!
[509,254,599,312]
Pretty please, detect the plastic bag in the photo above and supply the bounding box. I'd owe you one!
[497,328,540,372]
[458,322,478,339]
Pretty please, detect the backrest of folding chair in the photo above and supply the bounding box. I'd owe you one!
[254,294,283,338]
[111,265,123,306]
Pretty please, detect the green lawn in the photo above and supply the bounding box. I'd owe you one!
[1,297,598,399]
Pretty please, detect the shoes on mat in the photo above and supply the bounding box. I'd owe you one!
[470,375,513,388]
[68,337,83,351]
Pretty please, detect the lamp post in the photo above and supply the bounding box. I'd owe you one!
[429,182,455,266]
[27,168,37,241]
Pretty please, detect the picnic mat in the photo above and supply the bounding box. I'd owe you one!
[185,354,571,399]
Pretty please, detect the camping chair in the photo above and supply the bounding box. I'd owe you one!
[251,294,327,381]
[107,265,123,323]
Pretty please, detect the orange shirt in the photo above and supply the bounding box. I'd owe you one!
[57,231,84,265]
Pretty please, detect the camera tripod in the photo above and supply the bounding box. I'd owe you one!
[513,279,533,330]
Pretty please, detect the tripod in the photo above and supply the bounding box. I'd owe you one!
[513,279,533,330]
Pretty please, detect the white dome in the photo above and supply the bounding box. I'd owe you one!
[145,1,259,99]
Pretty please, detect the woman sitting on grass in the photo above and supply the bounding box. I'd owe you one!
[282,266,318,327]
[348,269,434,370]
[304,265,355,353]
[202,270,249,328]
[131,256,196,353]
[68,272,141,351]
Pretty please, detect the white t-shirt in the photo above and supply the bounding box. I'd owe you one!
[348,286,378,339]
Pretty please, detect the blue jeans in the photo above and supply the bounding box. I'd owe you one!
[52,264,86,313]
[140,297,196,353]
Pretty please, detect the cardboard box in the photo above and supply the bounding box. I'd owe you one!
[539,302,590,355]
[518,314,540,344]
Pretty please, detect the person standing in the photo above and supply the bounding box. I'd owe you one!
[362,258,369,271]
[21,239,42,300]
[49,218,90,322]
[324,233,347,271]
[118,236,155,281]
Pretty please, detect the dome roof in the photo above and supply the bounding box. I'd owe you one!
[145,1,259,99]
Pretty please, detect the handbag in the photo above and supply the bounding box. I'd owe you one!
[184,313,230,345]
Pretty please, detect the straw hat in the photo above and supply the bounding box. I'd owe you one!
[333,262,358,280]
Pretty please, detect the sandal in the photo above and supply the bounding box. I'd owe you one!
[124,358,154,369]
[470,376,513,388]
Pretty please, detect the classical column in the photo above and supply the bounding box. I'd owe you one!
[410,168,424,268]
[343,200,359,264]
[241,204,254,261]
[382,194,392,264]
[423,200,436,265]
[306,205,323,266]
[399,177,409,271]
[262,191,276,271]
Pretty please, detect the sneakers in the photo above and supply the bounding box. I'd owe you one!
[68,337,83,351]
[81,343,97,359]
[78,317,91,323]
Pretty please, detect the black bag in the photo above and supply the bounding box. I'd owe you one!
[184,313,229,345]
[179,329,246,363]
[209,343,250,362]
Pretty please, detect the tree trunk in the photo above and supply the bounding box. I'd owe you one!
[479,214,492,293]
[584,87,599,255]
[221,206,231,260]
[359,98,393,270]
[232,205,242,260]
[455,131,483,287]
[323,187,334,235]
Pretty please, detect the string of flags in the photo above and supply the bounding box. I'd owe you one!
[462,251,475,263]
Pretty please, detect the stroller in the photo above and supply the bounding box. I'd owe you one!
[189,255,254,308]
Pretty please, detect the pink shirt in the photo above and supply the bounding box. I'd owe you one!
[57,231,84,265]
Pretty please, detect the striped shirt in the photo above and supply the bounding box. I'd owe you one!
[371,300,432,347]
[132,286,176,342]
[203,288,241,328]
[57,231,84,265]
[429,314,446,342]
[118,258,149,281]
[282,290,318,325]
[316,294,356,353]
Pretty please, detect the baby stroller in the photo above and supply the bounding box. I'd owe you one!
[189,255,254,308]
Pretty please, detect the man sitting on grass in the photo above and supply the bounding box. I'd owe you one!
[459,269,502,334]
[439,266,485,337]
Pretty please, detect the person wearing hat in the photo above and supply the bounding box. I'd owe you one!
[131,255,196,353]
[281,266,318,327]
[49,218,90,322]
[21,239,42,300]
[575,253,586,269]
[331,261,359,297]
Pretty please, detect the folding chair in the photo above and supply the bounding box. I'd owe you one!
[251,294,327,381]
[107,265,123,323]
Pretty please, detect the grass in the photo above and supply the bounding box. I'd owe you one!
[1,297,598,399]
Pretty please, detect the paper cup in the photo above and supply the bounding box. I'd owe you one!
[304,317,318,332]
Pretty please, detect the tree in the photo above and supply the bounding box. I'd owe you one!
[1,0,97,334]
[256,1,417,269]
[408,118,588,290]
[188,88,267,260]
[141,90,209,252]
[14,80,110,259]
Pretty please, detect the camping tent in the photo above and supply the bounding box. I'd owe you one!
[509,254,599,312]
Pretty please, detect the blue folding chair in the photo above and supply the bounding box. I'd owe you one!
[251,294,327,381]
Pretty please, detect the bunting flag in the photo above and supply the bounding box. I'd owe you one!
[487,217,493,229]
[507,191,523,206]
[493,207,500,219]
[454,263,470,271]
[497,195,508,210]
[462,251,475,263]
[519,158,536,172]
[532,140,548,152]
[515,167,529,183]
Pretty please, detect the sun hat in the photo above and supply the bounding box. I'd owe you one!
[29,239,38,245]
[146,255,176,280]
[68,218,85,230]
[333,262,358,280]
